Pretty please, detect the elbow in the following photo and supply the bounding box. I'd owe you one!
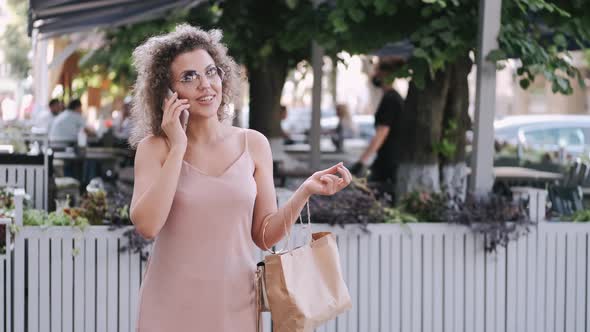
[253,238,267,251]
[130,210,159,240]
[135,225,158,240]
[252,232,270,252]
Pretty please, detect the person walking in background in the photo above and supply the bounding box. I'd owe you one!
[128,24,352,331]
[350,59,405,183]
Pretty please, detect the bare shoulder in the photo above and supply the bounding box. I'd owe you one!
[244,128,270,150]
[135,135,168,165]
[244,129,272,164]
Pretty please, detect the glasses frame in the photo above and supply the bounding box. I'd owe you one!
[173,65,225,87]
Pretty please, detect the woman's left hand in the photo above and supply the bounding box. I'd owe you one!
[302,162,352,196]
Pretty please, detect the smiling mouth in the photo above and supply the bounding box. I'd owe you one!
[197,95,215,102]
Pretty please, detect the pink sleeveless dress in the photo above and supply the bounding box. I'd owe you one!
[136,130,258,331]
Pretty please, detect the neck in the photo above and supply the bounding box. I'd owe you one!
[185,115,225,144]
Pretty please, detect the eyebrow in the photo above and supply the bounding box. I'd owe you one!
[179,64,216,76]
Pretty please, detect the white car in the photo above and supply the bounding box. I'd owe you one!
[494,114,590,158]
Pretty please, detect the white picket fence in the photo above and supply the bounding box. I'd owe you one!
[1,190,590,331]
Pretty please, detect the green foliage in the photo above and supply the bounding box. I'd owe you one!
[434,120,458,159]
[79,191,108,225]
[327,0,476,89]
[383,207,418,223]
[0,189,14,211]
[0,1,31,79]
[79,16,185,96]
[563,209,590,222]
[190,0,322,69]
[398,191,449,222]
[328,0,589,95]
[491,0,589,95]
[23,208,89,229]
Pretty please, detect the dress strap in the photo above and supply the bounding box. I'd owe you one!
[243,129,249,154]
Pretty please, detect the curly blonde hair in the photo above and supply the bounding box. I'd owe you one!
[128,24,241,148]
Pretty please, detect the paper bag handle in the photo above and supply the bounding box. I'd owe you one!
[262,200,313,254]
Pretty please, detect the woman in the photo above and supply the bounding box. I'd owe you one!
[129,24,352,331]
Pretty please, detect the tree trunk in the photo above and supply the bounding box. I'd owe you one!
[248,57,288,138]
[441,56,473,200]
[393,56,473,200]
[394,67,451,197]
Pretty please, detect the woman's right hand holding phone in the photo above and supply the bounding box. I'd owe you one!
[162,91,189,151]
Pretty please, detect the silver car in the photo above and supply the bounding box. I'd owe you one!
[494,114,590,158]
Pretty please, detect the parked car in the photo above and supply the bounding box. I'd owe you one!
[494,114,590,158]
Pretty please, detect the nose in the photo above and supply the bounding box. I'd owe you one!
[198,76,212,89]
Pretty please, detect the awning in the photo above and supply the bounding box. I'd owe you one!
[29,0,205,38]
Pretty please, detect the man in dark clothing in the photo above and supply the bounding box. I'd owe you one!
[351,59,404,183]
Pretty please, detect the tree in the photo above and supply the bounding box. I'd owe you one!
[79,14,188,99]
[327,0,590,199]
[0,0,31,79]
[187,1,329,137]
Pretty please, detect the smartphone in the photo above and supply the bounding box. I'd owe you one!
[167,88,189,131]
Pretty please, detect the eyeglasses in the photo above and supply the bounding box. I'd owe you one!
[175,65,225,87]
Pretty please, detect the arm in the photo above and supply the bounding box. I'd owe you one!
[358,125,390,164]
[129,137,184,239]
[129,92,189,239]
[248,130,352,250]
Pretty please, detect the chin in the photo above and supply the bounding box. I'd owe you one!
[191,105,221,119]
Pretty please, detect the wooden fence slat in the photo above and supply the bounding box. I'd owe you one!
[39,236,50,332]
[526,230,537,332]
[84,238,96,332]
[50,238,63,332]
[443,234,453,332]
[432,233,443,332]
[0,258,5,332]
[62,234,74,332]
[554,232,566,332]
[453,233,465,332]
[358,233,369,331]
[73,236,85,332]
[400,231,412,332]
[119,239,131,332]
[369,232,380,332]
[485,241,495,332]
[516,232,527,332]
[565,231,577,332]
[379,233,391,332]
[129,248,142,332]
[545,232,557,332]
[347,234,359,332]
[391,232,401,332]
[506,236,518,332]
[336,234,349,332]
[575,232,586,332]
[107,237,119,332]
[96,238,108,332]
[27,238,40,332]
[423,233,433,332]
[464,234,476,332]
